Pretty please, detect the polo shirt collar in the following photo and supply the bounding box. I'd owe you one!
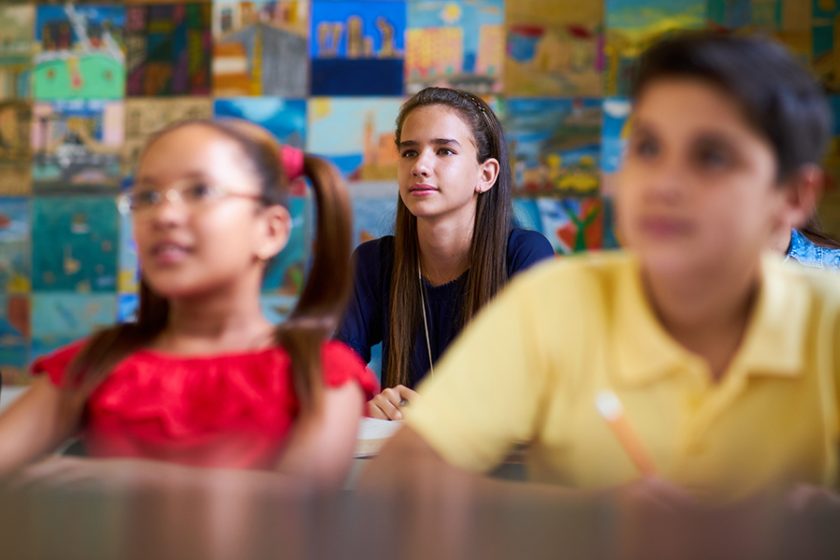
[612,254,808,386]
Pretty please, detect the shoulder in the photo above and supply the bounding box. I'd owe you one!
[505,228,555,275]
[320,341,379,398]
[354,236,395,266]
[30,339,89,387]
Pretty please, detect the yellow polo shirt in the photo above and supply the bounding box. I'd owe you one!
[405,252,840,499]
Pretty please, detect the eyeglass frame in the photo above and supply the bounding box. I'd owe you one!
[117,178,272,216]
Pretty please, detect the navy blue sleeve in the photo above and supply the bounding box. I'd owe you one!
[334,239,388,364]
[505,228,555,278]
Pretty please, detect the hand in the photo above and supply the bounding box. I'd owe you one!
[7,455,183,493]
[367,385,418,420]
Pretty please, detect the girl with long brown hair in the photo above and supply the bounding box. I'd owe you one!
[0,119,376,489]
[335,87,553,420]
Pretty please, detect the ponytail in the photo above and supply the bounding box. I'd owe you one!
[273,155,353,411]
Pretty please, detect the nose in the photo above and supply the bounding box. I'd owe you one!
[411,149,432,178]
[641,159,685,204]
[145,190,188,227]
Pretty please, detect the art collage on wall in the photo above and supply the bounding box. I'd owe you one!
[1,0,839,382]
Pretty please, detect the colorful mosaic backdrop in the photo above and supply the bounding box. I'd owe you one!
[1,0,839,383]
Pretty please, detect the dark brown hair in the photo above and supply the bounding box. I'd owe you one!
[65,119,352,411]
[385,87,513,388]
[632,32,831,183]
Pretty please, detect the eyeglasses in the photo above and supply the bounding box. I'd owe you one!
[118,178,267,215]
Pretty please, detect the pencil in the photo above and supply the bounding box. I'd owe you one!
[595,390,657,477]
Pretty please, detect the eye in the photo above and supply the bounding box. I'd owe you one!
[694,144,732,170]
[437,147,456,156]
[130,189,160,209]
[182,181,220,202]
[400,149,418,158]
[629,135,659,159]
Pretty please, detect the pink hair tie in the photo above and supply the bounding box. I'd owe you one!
[280,145,305,181]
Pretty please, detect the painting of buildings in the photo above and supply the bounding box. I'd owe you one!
[31,99,124,192]
[504,97,602,196]
[310,0,405,95]
[213,0,309,97]
[307,97,401,183]
[126,2,212,96]
[33,4,125,100]
[406,0,504,94]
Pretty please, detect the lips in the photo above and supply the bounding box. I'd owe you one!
[408,183,438,195]
[638,216,693,237]
[148,241,192,265]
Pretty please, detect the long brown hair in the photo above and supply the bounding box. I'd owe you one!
[385,87,513,388]
[799,214,840,249]
[65,119,352,412]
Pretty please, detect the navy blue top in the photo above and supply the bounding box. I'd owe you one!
[335,228,554,388]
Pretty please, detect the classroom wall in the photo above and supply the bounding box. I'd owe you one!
[0,0,838,383]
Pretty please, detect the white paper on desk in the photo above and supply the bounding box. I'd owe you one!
[354,418,402,458]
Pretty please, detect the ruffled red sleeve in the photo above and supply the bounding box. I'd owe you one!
[321,341,379,399]
[30,340,88,387]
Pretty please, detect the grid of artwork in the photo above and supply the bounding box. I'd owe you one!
[0,0,839,383]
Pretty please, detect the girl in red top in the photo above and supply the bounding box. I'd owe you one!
[0,119,377,490]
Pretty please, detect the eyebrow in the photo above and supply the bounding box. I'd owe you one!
[398,138,462,149]
[134,171,207,185]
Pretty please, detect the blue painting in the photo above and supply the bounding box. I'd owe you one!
[601,97,631,174]
[32,196,119,293]
[214,97,307,148]
[311,0,406,95]
[263,196,309,296]
[31,293,116,361]
[0,295,29,384]
[504,97,602,195]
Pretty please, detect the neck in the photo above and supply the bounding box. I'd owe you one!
[643,261,761,381]
[416,216,474,286]
[158,279,273,355]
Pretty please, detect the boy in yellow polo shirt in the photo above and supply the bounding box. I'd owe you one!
[365,33,840,503]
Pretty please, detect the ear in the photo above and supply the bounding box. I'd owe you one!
[475,157,500,194]
[778,164,824,230]
[254,205,292,262]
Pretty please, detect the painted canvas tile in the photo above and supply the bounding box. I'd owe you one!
[117,292,138,324]
[118,210,138,294]
[213,0,309,97]
[31,99,123,193]
[0,5,35,99]
[352,195,396,247]
[814,0,840,90]
[505,0,603,97]
[504,98,602,196]
[123,97,213,179]
[601,97,631,174]
[31,293,116,361]
[307,97,401,183]
[406,0,504,94]
[260,294,298,324]
[536,196,604,254]
[214,97,306,147]
[33,4,126,100]
[126,2,212,96]
[310,0,405,95]
[707,0,753,29]
[0,295,30,385]
[263,196,309,295]
[0,100,33,196]
[32,196,118,293]
[605,0,705,95]
[0,197,30,294]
